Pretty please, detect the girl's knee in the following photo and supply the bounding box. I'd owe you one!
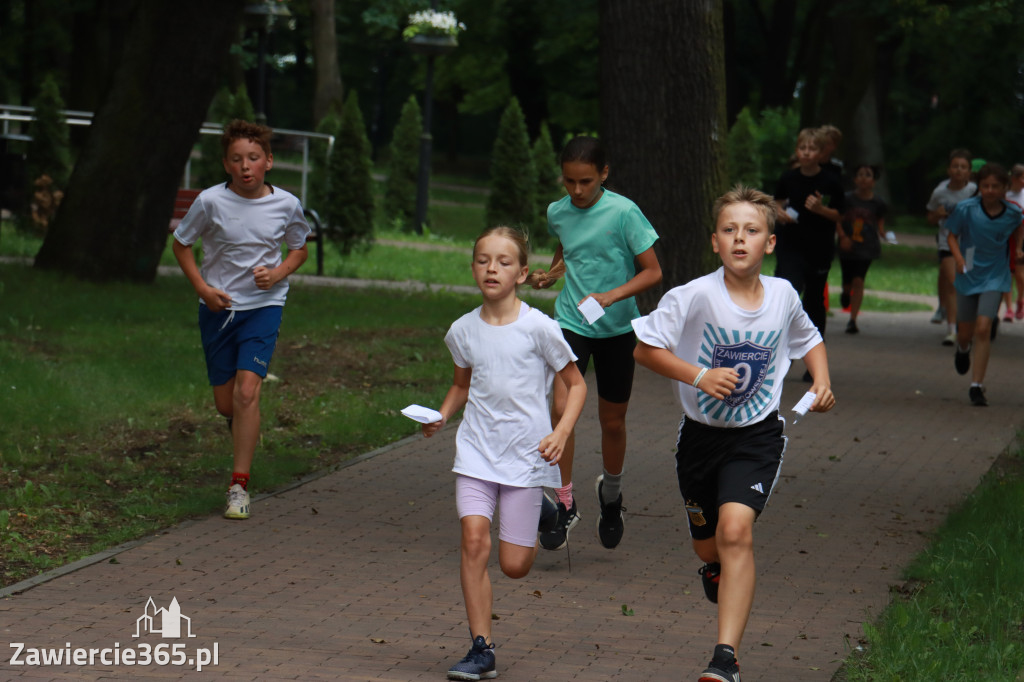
[499,556,533,579]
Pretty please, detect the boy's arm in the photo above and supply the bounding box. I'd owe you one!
[634,340,738,401]
[171,238,232,311]
[805,191,841,222]
[803,342,835,413]
[946,231,966,273]
[586,246,662,308]
[539,362,587,464]
[254,244,308,290]
[422,365,471,438]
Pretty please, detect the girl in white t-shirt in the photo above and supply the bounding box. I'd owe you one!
[421,227,587,681]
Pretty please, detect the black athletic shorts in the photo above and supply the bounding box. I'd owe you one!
[674,412,786,541]
[561,328,636,403]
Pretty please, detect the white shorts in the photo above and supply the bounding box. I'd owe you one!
[455,475,542,548]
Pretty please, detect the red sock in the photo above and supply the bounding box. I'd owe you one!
[231,472,250,490]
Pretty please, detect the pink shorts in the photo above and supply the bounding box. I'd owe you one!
[455,475,543,548]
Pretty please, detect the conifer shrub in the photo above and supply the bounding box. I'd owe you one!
[486,98,536,233]
[25,73,72,234]
[383,95,423,230]
[531,120,561,246]
[324,91,375,254]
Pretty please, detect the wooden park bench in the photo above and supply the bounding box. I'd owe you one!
[169,187,324,276]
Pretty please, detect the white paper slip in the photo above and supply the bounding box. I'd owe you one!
[790,391,816,423]
[785,206,799,222]
[400,404,443,424]
[964,246,975,273]
[578,296,605,325]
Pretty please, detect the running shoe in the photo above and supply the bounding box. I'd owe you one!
[595,475,625,549]
[942,332,956,346]
[1003,312,1013,323]
[538,490,559,534]
[447,636,496,681]
[930,306,946,324]
[969,386,987,407]
[224,483,250,520]
[845,319,858,334]
[699,660,741,682]
[954,344,971,375]
[698,562,721,603]
[539,498,580,551]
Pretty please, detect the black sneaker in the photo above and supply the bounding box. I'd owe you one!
[845,319,859,334]
[595,475,625,549]
[538,491,559,534]
[954,345,971,375]
[698,562,721,604]
[447,636,496,681]
[969,385,987,407]
[539,498,580,551]
[699,660,741,682]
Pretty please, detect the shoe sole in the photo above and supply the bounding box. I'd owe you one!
[223,511,250,520]
[447,671,497,681]
[594,476,624,549]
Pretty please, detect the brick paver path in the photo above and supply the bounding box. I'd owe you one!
[2,306,1022,681]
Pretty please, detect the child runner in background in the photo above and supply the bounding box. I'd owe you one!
[634,186,835,682]
[926,149,976,344]
[172,119,309,520]
[530,135,662,551]
[1000,163,1024,321]
[836,165,887,334]
[422,227,587,681]
[947,163,1024,406]
[773,128,845,359]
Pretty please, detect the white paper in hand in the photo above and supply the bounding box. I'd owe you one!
[791,391,816,424]
[785,206,799,222]
[400,404,443,424]
[578,296,605,325]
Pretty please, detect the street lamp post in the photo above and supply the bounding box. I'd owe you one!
[405,5,458,234]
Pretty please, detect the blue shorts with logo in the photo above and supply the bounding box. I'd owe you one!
[198,305,283,386]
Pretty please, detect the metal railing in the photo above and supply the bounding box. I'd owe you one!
[0,104,333,206]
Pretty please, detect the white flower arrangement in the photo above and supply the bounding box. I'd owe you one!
[402,9,466,40]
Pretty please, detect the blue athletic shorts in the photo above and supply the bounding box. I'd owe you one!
[198,305,283,386]
[674,412,786,541]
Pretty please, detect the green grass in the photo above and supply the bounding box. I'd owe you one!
[0,261,505,586]
[841,444,1024,680]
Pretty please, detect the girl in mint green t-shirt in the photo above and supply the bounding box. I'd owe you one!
[530,135,662,552]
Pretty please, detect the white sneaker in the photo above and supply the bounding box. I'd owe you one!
[224,484,251,519]
[930,307,946,324]
[942,332,957,346]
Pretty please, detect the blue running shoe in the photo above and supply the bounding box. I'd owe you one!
[447,636,496,681]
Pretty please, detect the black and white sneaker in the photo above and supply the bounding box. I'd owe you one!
[969,385,987,407]
[595,475,625,549]
[699,661,741,682]
[698,562,721,604]
[539,498,580,551]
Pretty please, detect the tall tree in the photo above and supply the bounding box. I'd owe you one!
[34,0,247,282]
[599,0,727,308]
[310,0,344,124]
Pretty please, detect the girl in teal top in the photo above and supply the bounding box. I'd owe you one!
[531,135,662,552]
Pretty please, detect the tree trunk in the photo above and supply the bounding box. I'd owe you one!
[310,0,344,124]
[35,0,246,282]
[599,0,727,310]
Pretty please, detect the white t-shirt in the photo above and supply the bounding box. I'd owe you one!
[926,181,977,250]
[173,183,310,310]
[445,303,577,488]
[633,268,821,427]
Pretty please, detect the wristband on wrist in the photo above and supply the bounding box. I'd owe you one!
[693,367,708,389]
